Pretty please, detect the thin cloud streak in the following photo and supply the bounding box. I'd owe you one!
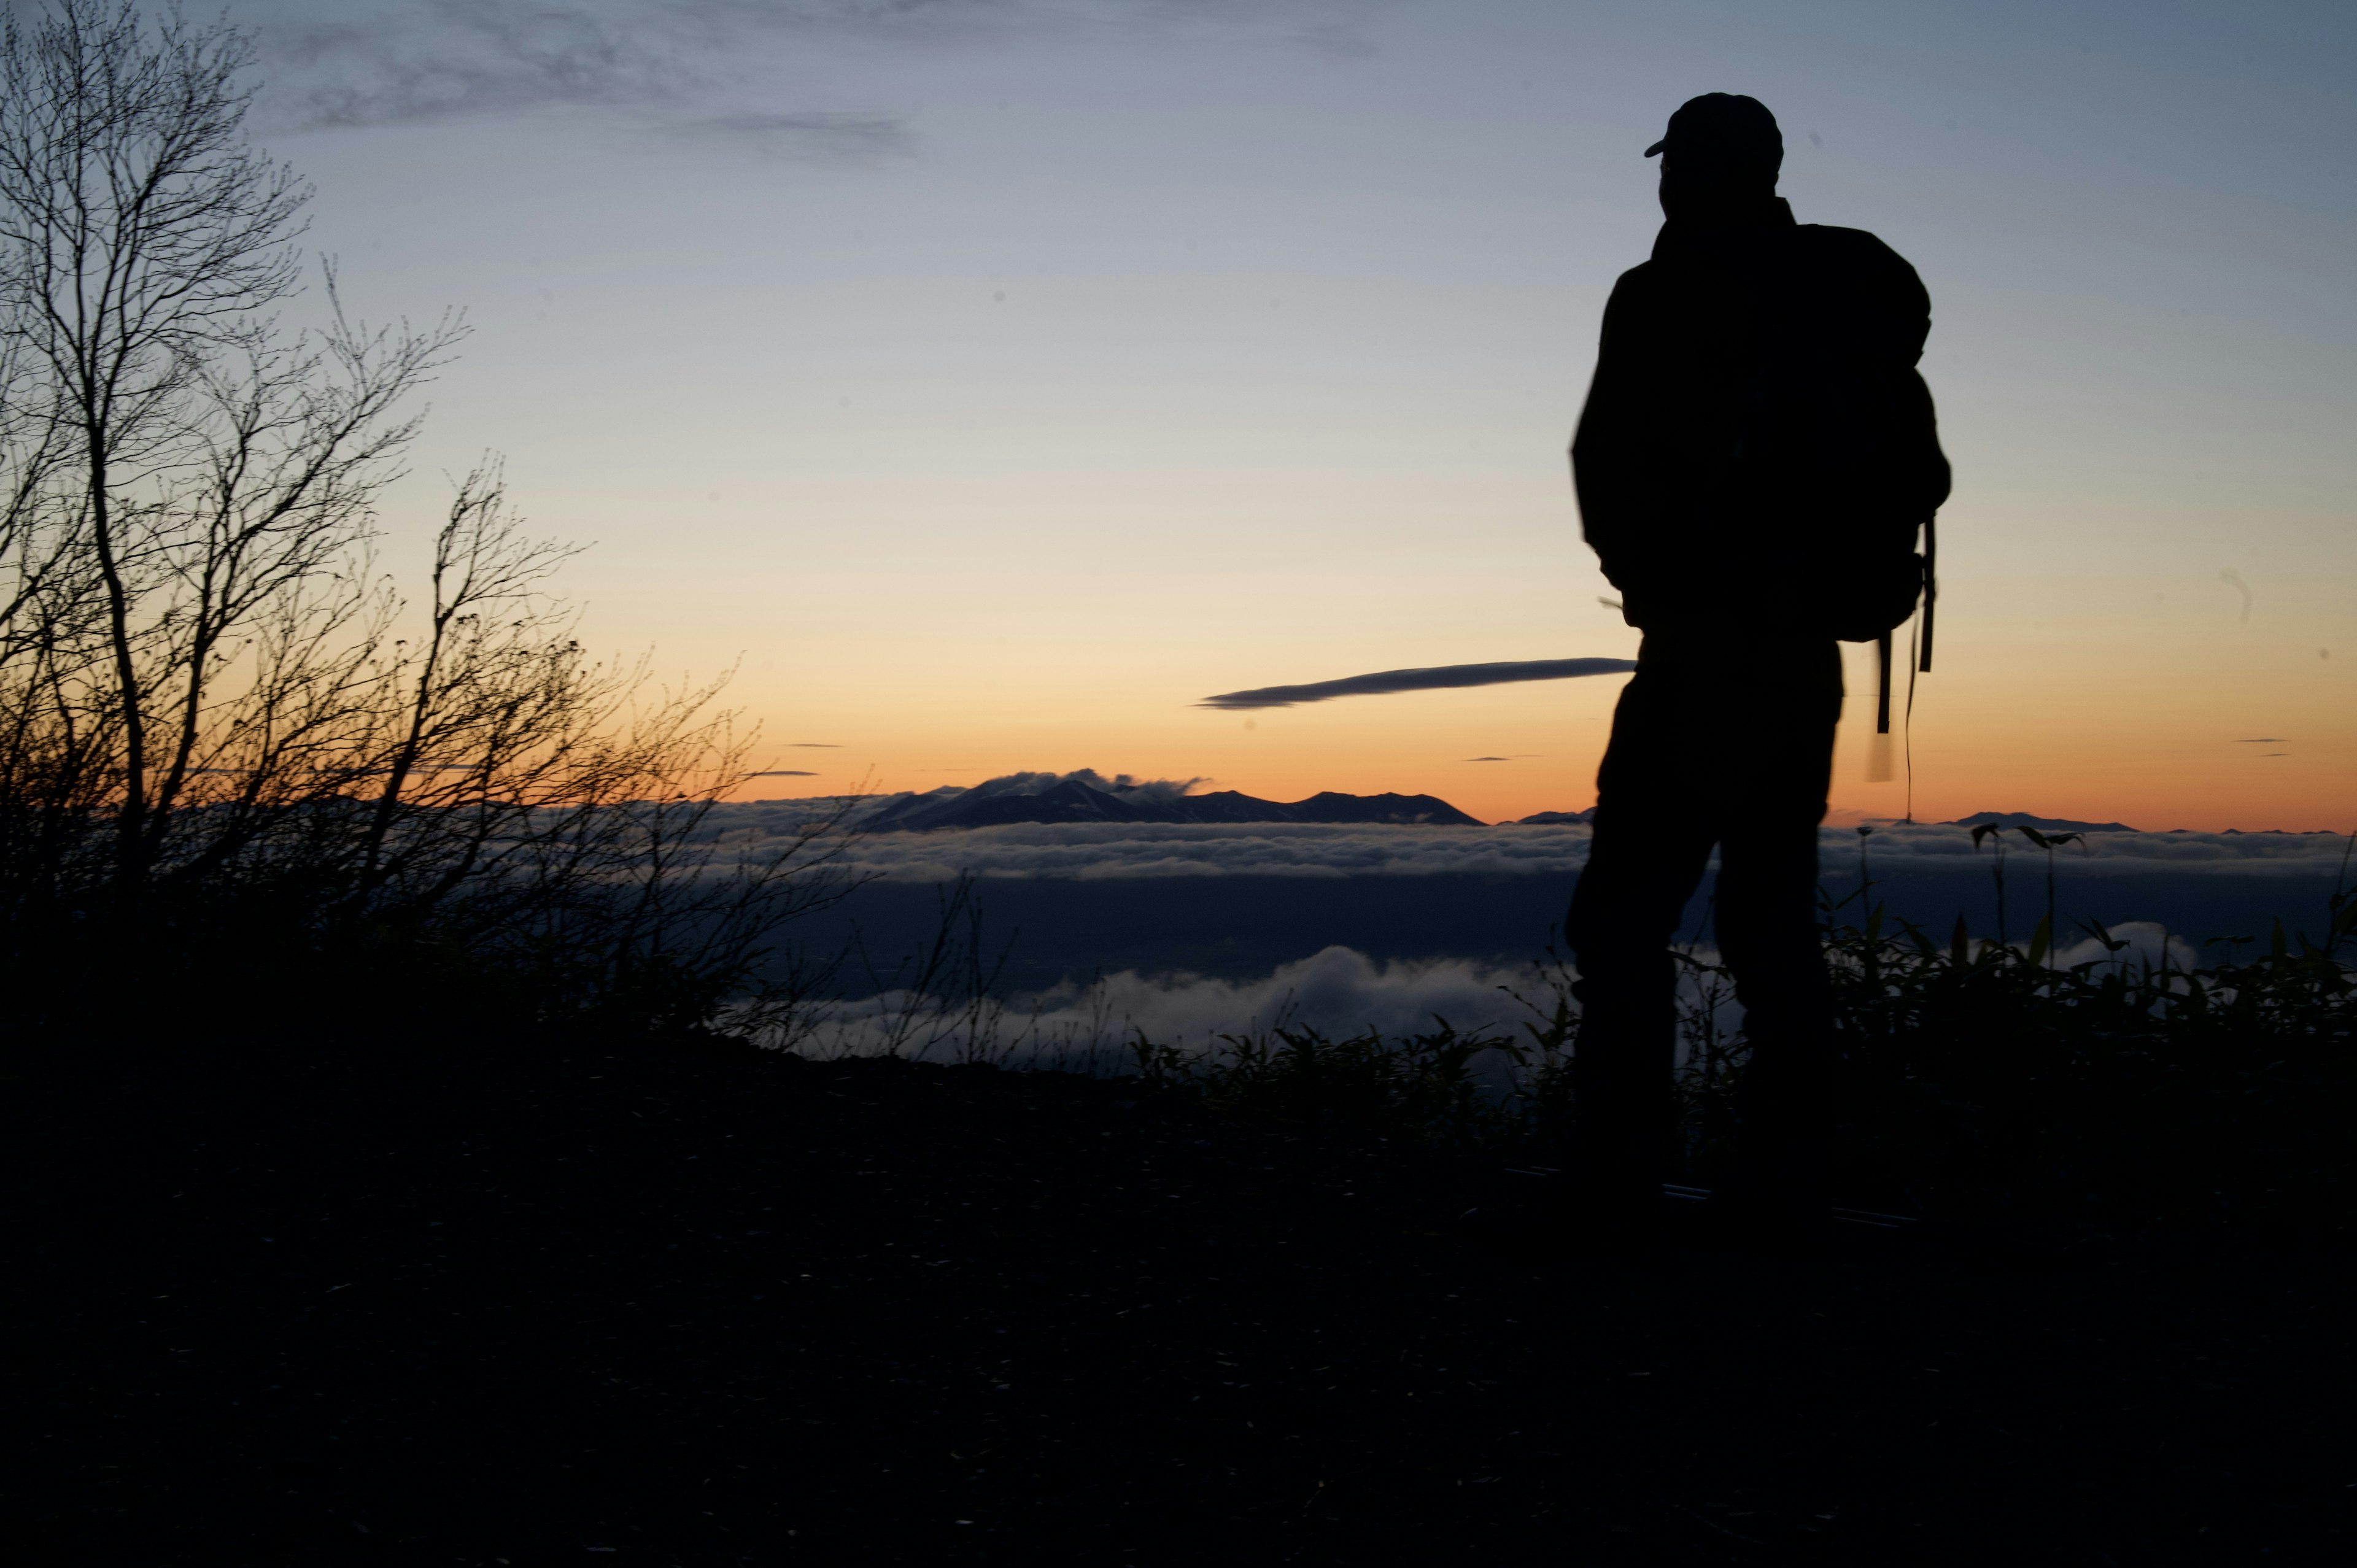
[657,111,914,161]
[249,0,726,129]
[1199,657,1635,711]
[238,0,1376,133]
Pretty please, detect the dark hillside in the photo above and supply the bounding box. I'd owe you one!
[7,1035,2351,1564]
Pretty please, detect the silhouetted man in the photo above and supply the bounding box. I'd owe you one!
[1565,93,1948,1246]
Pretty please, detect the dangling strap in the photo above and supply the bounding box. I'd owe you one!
[1905,615,1919,821]
[1876,630,1894,735]
[1918,512,1938,673]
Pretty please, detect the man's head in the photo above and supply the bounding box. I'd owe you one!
[1646,93,1782,225]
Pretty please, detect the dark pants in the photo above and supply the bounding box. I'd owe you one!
[1563,636,1844,1215]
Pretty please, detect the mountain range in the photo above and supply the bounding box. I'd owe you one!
[845,786,2172,837]
[861,779,1484,832]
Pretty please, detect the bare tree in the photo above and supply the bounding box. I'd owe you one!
[0,0,456,875]
[0,2,861,1033]
[330,463,864,1024]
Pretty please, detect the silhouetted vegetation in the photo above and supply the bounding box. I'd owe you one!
[1128,842,2357,1232]
[0,1,853,1046]
[1133,1020,1524,1149]
[1806,870,2357,1230]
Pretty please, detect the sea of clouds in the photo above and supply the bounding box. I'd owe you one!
[777,944,1542,1065]
[772,921,2205,1067]
[714,800,2354,886]
[713,797,2343,1060]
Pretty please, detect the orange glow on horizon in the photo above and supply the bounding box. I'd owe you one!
[717,628,2356,835]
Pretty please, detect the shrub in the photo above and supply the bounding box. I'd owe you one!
[0,2,854,1048]
[1126,875,2357,1231]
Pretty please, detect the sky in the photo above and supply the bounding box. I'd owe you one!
[223,0,2357,830]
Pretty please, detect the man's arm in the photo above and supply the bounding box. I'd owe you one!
[1569,268,1660,614]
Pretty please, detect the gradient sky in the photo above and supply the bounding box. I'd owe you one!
[229,0,2356,829]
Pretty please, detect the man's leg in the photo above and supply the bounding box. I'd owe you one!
[1713,664,1843,1222]
[1564,664,1717,1229]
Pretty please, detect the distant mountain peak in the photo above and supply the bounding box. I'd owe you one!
[858,773,1481,832]
[1948,811,2139,833]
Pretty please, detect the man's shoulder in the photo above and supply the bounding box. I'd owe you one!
[1598,258,1667,328]
[1790,223,1919,276]
[1792,222,1892,248]
[1608,257,1661,291]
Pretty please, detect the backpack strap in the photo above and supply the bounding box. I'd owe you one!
[1876,515,1940,735]
[1918,512,1937,673]
[1876,631,1894,734]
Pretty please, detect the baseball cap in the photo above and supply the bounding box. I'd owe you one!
[1644,93,1783,171]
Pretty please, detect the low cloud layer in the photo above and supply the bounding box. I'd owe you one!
[2050,922,2197,973]
[778,922,2207,1065]
[725,814,1589,879]
[790,944,1542,1062]
[708,803,2355,884]
[1829,821,2351,878]
[1199,657,1636,711]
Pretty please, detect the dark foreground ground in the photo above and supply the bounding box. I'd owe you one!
[7,1035,2352,1566]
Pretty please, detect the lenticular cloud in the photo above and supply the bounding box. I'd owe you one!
[1197,657,1636,710]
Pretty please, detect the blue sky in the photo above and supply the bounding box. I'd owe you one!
[226,0,2357,826]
